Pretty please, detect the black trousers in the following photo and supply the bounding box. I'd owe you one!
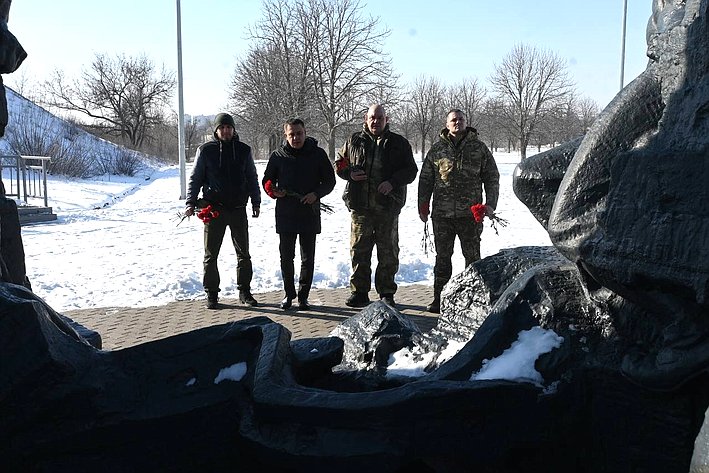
[203,207,252,294]
[279,232,316,300]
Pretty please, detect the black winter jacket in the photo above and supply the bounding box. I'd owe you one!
[186,133,261,210]
[262,137,336,234]
[334,124,418,214]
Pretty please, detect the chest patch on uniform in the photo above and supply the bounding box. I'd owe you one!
[436,157,454,184]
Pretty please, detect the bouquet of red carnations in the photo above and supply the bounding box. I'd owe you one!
[196,204,220,223]
[470,203,509,235]
[264,180,335,214]
[174,201,220,226]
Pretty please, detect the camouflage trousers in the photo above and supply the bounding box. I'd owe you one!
[432,216,483,297]
[349,210,399,296]
[202,206,252,294]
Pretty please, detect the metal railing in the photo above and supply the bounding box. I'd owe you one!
[0,155,51,207]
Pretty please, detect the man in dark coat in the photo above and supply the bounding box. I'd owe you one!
[262,118,335,310]
[334,104,418,308]
[185,113,261,309]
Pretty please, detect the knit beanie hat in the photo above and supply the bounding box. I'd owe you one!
[214,112,235,132]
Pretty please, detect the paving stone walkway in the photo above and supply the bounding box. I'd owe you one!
[64,284,437,350]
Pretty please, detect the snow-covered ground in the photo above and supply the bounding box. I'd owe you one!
[18,151,550,313]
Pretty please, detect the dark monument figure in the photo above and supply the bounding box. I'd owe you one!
[2,0,709,472]
[0,0,31,291]
[515,0,709,391]
[0,0,25,138]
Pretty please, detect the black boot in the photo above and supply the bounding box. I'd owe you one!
[345,292,370,308]
[280,296,294,310]
[380,294,396,308]
[206,292,219,310]
[427,296,440,314]
[239,290,258,307]
[297,298,310,310]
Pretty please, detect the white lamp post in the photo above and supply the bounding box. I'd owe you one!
[176,0,187,199]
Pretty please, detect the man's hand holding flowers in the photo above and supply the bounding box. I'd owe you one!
[470,203,508,235]
[301,192,318,205]
[419,202,430,222]
[264,179,332,213]
[264,180,286,199]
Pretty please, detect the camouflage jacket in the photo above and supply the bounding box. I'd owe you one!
[418,127,500,219]
[335,124,418,214]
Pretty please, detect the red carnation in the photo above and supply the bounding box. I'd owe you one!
[264,180,276,199]
[470,203,487,223]
[173,202,220,226]
[197,204,220,224]
[470,203,509,235]
[262,183,335,214]
[336,157,350,173]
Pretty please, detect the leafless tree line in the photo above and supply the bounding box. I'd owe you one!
[8,0,601,171]
[230,0,598,160]
[228,0,396,160]
[42,53,175,151]
[397,45,599,159]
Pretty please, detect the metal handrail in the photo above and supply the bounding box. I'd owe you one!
[0,155,51,207]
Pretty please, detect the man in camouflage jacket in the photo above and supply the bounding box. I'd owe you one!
[418,109,500,313]
[335,104,418,308]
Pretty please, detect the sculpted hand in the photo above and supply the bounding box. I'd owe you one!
[252,206,260,218]
[184,205,195,217]
[301,192,318,205]
[378,181,393,195]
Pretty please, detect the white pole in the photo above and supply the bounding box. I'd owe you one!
[620,0,628,91]
[176,0,187,199]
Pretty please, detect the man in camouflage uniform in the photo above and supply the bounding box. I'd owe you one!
[335,104,418,308]
[418,109,500,313]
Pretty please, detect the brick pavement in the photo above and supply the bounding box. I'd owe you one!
[64,284,437,350]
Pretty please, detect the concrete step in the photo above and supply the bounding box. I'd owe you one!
[18,206,57,225]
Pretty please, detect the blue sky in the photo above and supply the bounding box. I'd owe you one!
[7,0,652,117]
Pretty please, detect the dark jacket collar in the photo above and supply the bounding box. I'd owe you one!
[439,126,478,146]
[362,123,390,141]
[276,136,318,157]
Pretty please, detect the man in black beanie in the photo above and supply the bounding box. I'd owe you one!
[185,112,261,309]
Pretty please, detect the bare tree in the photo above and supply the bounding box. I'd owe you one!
[489,44,573,159]
[184,115,210,160]
[576,96,600,133]
[388,99,417,153]
[445,77,487,130]
[4,69,37,101]
[532,93,601,150]
[301,0,398,158]
[478,97,511,152]
[409,75,444,157]
[230,44,306,156]
[229,0,315,158]
[228,0,396,160]
[43,53,175,149]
